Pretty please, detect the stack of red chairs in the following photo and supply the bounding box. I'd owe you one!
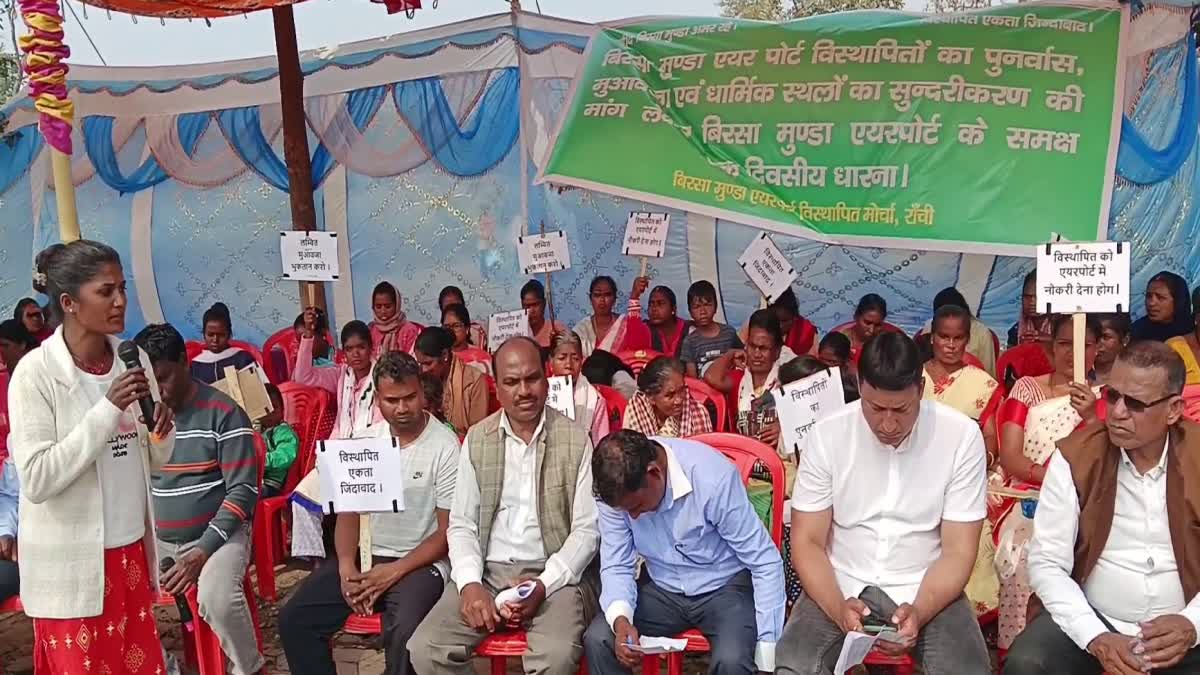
[252,383,332,601]
[684,377,727,432]
[594,385,627,430]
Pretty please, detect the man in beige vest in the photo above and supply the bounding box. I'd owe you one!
[409,336,599,674]
[1009,341,1200,675]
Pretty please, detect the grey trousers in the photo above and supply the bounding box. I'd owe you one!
[157,524,264,675]
[408,561,589,675]
[776,585,990,675]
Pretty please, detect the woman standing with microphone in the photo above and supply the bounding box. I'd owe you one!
[8,240,175,675]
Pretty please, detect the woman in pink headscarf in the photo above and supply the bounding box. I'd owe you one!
[368,281,421,357]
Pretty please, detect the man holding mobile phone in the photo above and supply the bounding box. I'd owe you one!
[776,333,991,675]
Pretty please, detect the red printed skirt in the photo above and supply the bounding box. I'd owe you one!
[33,541,166,675]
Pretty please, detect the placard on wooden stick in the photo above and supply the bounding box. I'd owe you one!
[517,231,571,276]
[280,231,340,281]
[623,212,670,277]
[738,232,796,305]
[316,437,406,515]
[487,309,532,353]
[1036,241,1130,383]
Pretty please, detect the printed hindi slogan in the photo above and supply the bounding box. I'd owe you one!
[317,437,407,514]
[1036,241,1130,314]
[775,367,847,456]
[538,3,1126,254]
[280,231,340,282]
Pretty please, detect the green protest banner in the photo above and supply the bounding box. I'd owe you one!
[537,3,1128,255]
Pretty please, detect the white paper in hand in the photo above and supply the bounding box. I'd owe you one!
[833,631,879,675]
[622,212,670,258]
[546,375,576,421]
[494,580,537,609]
[1036,241,1130,314]
[517,231,571,275]
[630,636,689,654]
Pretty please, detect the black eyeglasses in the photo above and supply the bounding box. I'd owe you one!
[1103,386,1175,413]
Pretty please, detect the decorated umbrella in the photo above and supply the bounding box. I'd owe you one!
[15,0,433,266]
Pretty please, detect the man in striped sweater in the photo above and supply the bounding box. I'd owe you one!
[135,323,263,675]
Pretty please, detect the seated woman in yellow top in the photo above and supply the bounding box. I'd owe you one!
[1166,287,1200,385]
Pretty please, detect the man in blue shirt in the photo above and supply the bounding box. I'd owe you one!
[0,457,19,602]
[583,431,784,674]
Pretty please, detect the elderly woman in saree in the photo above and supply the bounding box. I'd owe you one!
[991,314,1100,650]
[622,356,712,438]
[548,330,610,444]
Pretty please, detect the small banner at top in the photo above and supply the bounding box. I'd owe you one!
[280,231,340,281]
[538,4,1127,255]
[1036,241,1129,314]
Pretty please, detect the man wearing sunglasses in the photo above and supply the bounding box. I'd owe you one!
[1011,340,1200,675]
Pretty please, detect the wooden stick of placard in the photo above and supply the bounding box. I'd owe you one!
[540,220,557,326]
[359,517,372,573]
[1072,313,1086,384]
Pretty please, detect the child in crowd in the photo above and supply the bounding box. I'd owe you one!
[679,280,742,378]
[190,302,257,384]
[261,384,300,499]
[817,331,852,371]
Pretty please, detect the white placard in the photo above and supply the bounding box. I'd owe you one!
[737,232,797,304]
[547,375,576,421]
[316,437,405,514]
[776,367,846,456]
[280,231,340,282]
[517,231,572,275]
[1036,241,1130,314]
[622,212,670,258]
[487,309,532,353]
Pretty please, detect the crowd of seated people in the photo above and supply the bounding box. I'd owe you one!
[10,250,1200,675]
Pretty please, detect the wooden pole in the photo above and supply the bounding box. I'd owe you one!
[50,150,80,242]
[273,5,326,314]
[540,221,556,326]
[1072,313,1086,384]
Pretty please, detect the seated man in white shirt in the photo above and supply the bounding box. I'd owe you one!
[777,332,991,675]
[1009,341,1200,675]
[408,336,600,674]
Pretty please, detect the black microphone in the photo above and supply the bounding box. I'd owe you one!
[159,557,194,633]
[117,340,157,427]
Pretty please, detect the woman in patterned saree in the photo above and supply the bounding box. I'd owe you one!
[921,304,1001,619]
[622,356,712,438]
[991,313,1100,650]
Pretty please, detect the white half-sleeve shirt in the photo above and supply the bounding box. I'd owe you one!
[791,399,988,605]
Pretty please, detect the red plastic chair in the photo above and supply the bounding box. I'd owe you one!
[644,433,785,675]
[186,340,204,361]
[343,615,590,674]
[252,384,331,601]
[685,377,727,432]
[157,576,264,675]
[595,384,627,430]
[995,342,1053,396]
[616,348,663,376]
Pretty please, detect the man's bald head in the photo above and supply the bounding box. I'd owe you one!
[493,336,548,426]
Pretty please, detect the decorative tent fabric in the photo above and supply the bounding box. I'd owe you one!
[73,0,307,19]
[0,9,1197,348]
